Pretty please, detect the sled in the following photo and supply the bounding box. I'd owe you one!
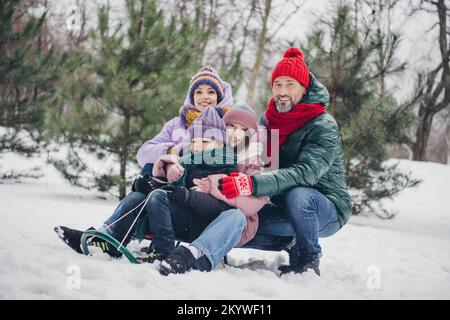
[80,179,174,264]
[80,229,141,264]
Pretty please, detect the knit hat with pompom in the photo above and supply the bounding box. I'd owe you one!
[271,47,310,90]
[189,66,225,105]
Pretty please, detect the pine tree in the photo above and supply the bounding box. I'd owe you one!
[47,0,202,199]
[299,2,420,217]
[0,0,57,160]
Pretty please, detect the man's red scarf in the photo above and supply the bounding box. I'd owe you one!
[265,97,326,155]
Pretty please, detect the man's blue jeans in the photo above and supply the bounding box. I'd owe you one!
[185,187,340,270]
[243,187,341,255]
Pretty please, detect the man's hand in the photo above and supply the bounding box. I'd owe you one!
[163,185,190,204]
[132,174,164,194]
[218,172,254,199]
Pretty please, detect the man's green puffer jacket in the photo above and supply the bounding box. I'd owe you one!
[253,73,352,227]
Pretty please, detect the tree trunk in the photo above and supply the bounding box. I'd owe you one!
[119,155,127,200]
[412,105,434,161]
[412,0,450,162]
[246,0,272,105]
[328,87,337,116]
[119,114,130,199]
[447,138,450,165]
[376,0,386,98]
[445,125,450,165]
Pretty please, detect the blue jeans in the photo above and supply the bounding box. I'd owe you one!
[140,163,153,176]
[103,190,192,255]
[191,209,247,269]
[103,189,247,270]
[243,187,341,255]
[103,191,147,244]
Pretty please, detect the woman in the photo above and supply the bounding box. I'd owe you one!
[136,65,233,168]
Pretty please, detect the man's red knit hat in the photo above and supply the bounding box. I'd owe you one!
[271,47,310,90]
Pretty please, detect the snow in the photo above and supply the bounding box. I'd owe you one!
[0,152,449,299]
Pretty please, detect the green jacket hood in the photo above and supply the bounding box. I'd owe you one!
[301,72,330,108]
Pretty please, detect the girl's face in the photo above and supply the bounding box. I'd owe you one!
[227,123,247,148]
[190,138,223,153]
[193,84,218,111]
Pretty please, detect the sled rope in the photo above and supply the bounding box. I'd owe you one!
[104,177,172,230]
[103,198,147,229]
[117,190,156,251]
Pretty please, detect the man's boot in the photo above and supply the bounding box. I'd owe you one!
[278,245,321,276]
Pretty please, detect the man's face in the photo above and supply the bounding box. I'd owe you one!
[272,76,306,113]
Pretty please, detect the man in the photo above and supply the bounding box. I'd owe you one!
[218,47,352,276]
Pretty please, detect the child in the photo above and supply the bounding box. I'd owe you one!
[158,103,269,275]
[143,106,239,253]
[190,103,268,246]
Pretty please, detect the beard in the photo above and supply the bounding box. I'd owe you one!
[275,96,295,113]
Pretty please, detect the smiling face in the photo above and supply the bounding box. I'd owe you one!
[272,76,306,113]
[193,84,219,112]
[226,123,247,148]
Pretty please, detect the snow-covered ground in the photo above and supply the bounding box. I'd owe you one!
[0,152,449,299]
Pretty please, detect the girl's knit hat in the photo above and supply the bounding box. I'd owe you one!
[222,102,257,131]
[188,66,225,105]
[188,106,227,144]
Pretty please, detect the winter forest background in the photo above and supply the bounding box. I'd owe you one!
[1,0,450,300]
[2,0,449,210]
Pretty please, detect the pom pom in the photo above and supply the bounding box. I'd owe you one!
[199,65,218,74]
[283,47,303,59]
